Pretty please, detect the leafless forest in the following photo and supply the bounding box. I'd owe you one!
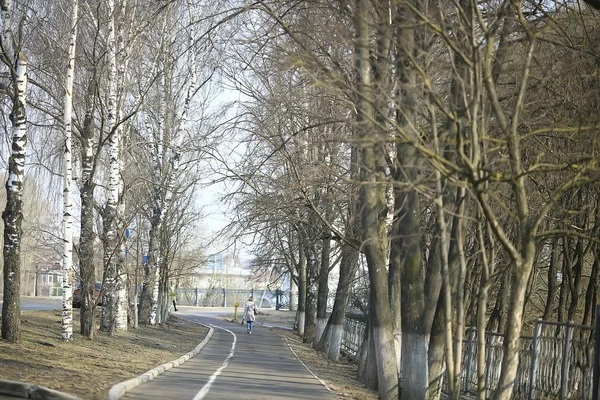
[1,1,600,399]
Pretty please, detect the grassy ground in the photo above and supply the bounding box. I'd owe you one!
[0,308,377,400]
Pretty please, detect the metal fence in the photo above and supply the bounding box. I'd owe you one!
[175,288,276,308]
[336,317,595,400]
[341,317,366,360]
[457,320,594,399]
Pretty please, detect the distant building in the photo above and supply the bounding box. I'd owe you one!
[192,252,253,289]
[25,261,62,297]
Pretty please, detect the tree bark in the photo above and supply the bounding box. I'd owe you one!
[297,238,307,337]
[61,0,79,342]
[317,148,360,359]
[100,0,128,333]
[1,52,28,344]
[313,236,330,346]
[354,1,398,397]
[78,90,97,339]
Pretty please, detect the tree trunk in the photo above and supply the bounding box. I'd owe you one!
[476,220,495,400]
[542,236,558,320]
[394,1,427,397]
[61,0,79,342]
[313,236,330,346]
[1,53,28,344]
[100,0,128,333]
[297,240,307,337]
[397,144,428,400]
[357,320,379,391]
[492,243,536,400]
[317,148,360,359]
[354,1,398,398]
[78,95,97,339]
[303,242,318,344]
[427,295,445,400]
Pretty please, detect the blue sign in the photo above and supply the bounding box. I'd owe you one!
[143,255,147,265]
[125,228,130,238]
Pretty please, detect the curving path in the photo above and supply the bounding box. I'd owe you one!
[120,308,337,400]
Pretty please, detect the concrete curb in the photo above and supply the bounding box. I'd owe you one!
[0,379,81,399]
[107,324,214,400]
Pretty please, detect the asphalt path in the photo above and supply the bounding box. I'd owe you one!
[122,308,337,400]
[0,296,62,311]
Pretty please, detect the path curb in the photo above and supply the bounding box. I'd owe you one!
[107,325,214,400]
[0,379,81,399]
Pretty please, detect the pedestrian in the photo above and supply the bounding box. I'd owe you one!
[170,283,178,312]
[244,296,258,334]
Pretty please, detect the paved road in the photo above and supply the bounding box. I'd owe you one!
[1,296,62,311]
[122,309,337,400]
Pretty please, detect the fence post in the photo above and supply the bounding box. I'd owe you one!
[194,287,199,307]
[464,327,476,393]
[529,318,542,400]
[560,322,574,400]
[223,288,227,307]
[593,305,600,400]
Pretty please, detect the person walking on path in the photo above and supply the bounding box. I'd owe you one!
[244,297,258,334]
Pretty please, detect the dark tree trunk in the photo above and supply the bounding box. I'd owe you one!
[303,246,318,344]
[542,236,559,320]
[395,1,427,396]
[357,319,379,391]
[427,295,446,399]
[583,256,598,325]
[79,109,97,338]
[487,272,508,332]
[316,148,360,359]
[558,238,569,322]
[314,236,331,346]
[297,239,307,337]
[354,0,398,397]
[139,189,163,324]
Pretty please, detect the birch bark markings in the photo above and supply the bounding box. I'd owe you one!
[0,0,28,343]
[101,0,128,333]
[1,52,27,344]
[61,0,79,342]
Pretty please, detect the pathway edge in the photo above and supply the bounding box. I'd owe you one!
[107,324,214,400]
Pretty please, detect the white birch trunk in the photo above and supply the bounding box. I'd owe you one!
[1,49,27,343]
[61,0,79,342]
[101,0,127,332]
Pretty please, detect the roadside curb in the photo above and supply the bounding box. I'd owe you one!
[107,324,214,400]
[0,379,81,399]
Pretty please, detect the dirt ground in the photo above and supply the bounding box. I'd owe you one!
[0,308,376,400]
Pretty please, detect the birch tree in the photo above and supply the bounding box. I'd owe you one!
[139,0,216,325]
[61,0,79,342]
[100,0,128,333]
[0,0,28,344]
